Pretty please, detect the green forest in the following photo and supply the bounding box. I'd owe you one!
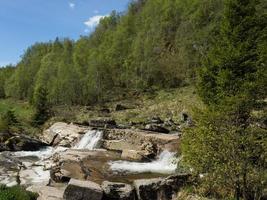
[0,0,265,106]
[0,0,266,199]
[0,0,226,105]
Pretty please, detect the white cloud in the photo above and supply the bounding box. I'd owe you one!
[84,29,90,33]
[94,10,99,14]
[69,2,75,9]
[0,61,11,67]
[84,15,107,29]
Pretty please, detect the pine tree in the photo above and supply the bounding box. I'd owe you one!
[198,0,264,105]
[0,109,18,132]
[182,0,267,199]
[32,86,50,125]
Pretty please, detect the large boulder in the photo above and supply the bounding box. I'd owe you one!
[51,149,121,183]
[89,118,117,128]
[103,129,180,155]
[121,150,147,161]
[27,186,65,200]
[63,179,103,200]
[150,116,164,124]
[0,132,47,152]
[101,181,135,200]
[41,122,88,147]
[144,124,170,134]
[133,174,190,200]
[0,152,22,186]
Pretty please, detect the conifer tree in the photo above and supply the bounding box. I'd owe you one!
[182,0,267,199]
[32,86,50,125]
[198,0,265,105]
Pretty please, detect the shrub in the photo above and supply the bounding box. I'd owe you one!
[0,185,38,200]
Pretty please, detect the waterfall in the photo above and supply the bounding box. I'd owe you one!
[74,130,103,150]
[109,150,178,174]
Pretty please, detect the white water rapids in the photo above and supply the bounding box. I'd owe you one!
[0,130,103,187]
[0,129,178,187]
[109,150,178,174]
[74,130,103,150]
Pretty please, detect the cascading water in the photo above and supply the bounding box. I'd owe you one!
[0,130,104,187]
[74,130,103,150]
[109,150,178,174]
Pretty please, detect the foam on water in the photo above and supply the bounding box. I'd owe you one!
[74,130,103,150]
[109,150,178,174]
[19,166,51,185]
[0,131,104,187]
[13,146,68,160]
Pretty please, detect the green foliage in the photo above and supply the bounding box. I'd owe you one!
[0,185,38,200]
[32,86,50,126]
[2,0,227,105]
[198,0,267,105]
[0,66,15,98]
[0,109,19,132]
[2,110,18,126]
[182,0,267,199]
[182,101,267,199]
[4,43,50,101]
[0,99,42,136]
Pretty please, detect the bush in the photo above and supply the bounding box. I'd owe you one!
[181,100,267,199]
[0,185,38,200]
[0,109,19,132]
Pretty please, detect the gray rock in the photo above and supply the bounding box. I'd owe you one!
[101,181,135,200]
[181,112,190,122]
[134,178,162,200]
[121,150,146,161]
[180,112,193,126]
[89,119,117,128]
[115,104,128,111]
[103,128,180,154]
[150,116,163,124]
[51,149,121,184]
[133,174,190,200]
[64,179,103,200]
[41,122,88,147]
[1,132,47,152]
[144,124,170,134]
[27,186,65,200]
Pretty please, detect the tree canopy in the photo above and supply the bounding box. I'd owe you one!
[0,0,227,105]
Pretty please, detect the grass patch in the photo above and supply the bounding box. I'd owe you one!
[0,99,34,122]
[109,86,204,124]
[0,86,204,131]
[50,86,204,125]
[0,99,40,135]
[0,185,38,200]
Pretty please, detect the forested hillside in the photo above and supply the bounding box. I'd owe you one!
[0,0,226,105]
[0,0,266,199]
[1,0,266,107]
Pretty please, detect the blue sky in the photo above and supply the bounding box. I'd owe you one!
[0,0,130,66]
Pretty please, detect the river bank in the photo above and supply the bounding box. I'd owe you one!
[0,120,190,200]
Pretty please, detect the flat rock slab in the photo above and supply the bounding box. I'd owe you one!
[27,186,65,200]
[64,179,103,200]
[41,122,89,147]
[103,129,180,153]
[133,174,190,200]
[51,149,121,183]
[101,181,135,200]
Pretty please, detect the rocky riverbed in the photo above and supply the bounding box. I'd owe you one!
[0,120,189,200]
